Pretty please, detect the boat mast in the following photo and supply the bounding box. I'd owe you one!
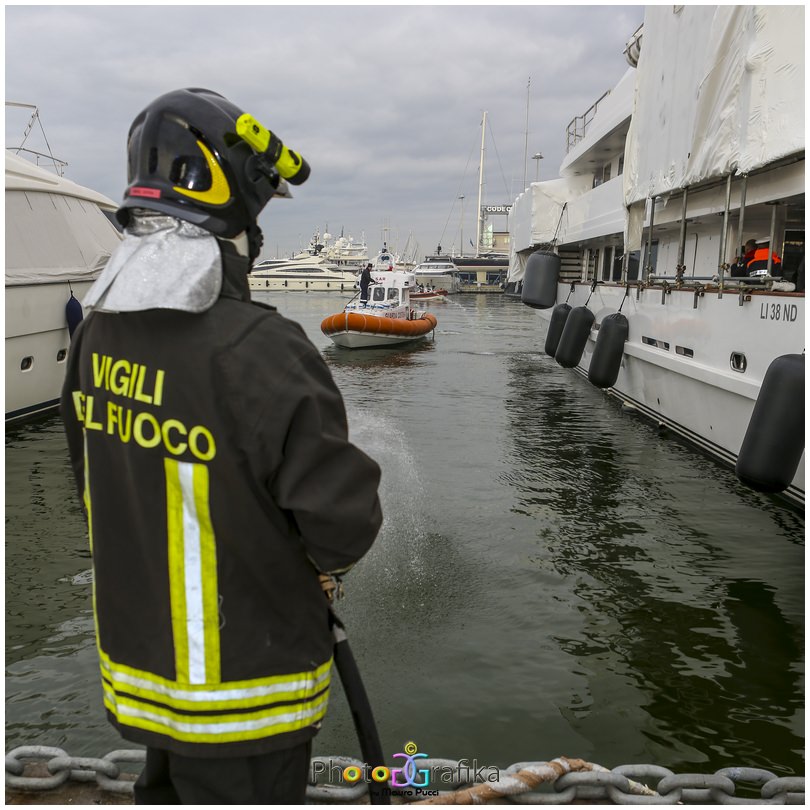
[476,110,487,257]
[523,77,530,191]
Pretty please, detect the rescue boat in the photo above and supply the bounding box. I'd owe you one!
[321,270,438,348]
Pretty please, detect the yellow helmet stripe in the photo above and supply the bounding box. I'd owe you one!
[173,139,230,205]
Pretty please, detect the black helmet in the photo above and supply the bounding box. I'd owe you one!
[117,88,281,238]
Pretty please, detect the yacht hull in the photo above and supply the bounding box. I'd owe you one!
[249,275,358,293]
[539,281,805,507]
[6,280,94,421]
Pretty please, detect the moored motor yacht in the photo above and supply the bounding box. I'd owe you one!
[5,151,122,421]
[509,5,804,507]
[248,254,359,292]
[413,259,460,293]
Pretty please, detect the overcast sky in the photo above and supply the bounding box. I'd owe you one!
[6,3,644,261]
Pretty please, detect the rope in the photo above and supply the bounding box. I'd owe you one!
[564,282,575,303]
[551,202,568,246]
[584,279,598,307]
[412,757,658,805]
[618,284,630,313]
[484,116,511,202]
[436,137,479,251]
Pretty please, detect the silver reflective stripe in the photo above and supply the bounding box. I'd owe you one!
[113,696,329,735]
[179,462,206,684]
[103,664,331,704]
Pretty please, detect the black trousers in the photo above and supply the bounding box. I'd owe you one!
[133,740,312,804]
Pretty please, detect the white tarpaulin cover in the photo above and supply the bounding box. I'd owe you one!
[623,4,805,207]
[507,176,593,272]
[5,153,122,285]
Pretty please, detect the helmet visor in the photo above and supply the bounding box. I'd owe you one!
[129,114,231,203]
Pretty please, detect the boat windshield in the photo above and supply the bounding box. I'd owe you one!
[387,288,400,302]
[372,287,386,302]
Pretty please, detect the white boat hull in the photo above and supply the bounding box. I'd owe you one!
[6,280,94,421]
[327,330,430,349]
[540,282,805,507]
[249,275,358,293]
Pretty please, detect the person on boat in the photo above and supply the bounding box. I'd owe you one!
[59,88,382,805]
[360,262,373,303]
[746,238,782,277]
[729,239,757,277]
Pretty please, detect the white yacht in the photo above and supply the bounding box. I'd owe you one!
[248,230,361,292]
[5,151,122,421]
[248,255,359,293]
[509,5,804,507]
[412,259,460,292]
[320,231,369,270]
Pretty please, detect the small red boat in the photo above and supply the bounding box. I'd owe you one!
[410,288,449,301]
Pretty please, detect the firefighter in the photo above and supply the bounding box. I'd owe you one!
[60,89,382,804]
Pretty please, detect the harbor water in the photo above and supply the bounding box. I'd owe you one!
[5,292,805,778]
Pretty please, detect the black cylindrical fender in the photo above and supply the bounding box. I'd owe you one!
[66,292,84,338]
[555,306,594,368]
[735,354,805,493]
[521,250,560,310]
[588,312,629,388]
[544,303,571,357]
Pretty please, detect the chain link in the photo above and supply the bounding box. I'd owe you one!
[4,745,806,804]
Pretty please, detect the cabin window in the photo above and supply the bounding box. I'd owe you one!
[372,287,385,301]
[601,247,614,281]
[642,240,659,278]
[584,249,598,282]
[611,252,623,282]
[781,229,805,288]
[592,163,612,188]
[612,250,640,282]
[626,250,640,281]
[387,288,399,301]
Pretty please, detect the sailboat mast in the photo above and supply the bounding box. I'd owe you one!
[476,110,487,257]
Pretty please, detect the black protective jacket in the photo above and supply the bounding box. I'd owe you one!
[60,247,382,757]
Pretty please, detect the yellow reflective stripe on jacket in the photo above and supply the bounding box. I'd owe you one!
[84,433,102,656]
[102,690,329,744]
[165,459,221,685]
[99,652,332,710]
[99,651,331,743]
[83,433,93,553]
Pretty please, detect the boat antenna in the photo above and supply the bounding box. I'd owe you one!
[436,135,477,253]
[523,77,531,191]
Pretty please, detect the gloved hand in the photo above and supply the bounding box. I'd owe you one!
[318,573,344,603]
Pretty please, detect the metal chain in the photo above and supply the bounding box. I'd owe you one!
[4,746,806,804]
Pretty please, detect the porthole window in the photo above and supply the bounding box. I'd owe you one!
[730,352,747,373]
